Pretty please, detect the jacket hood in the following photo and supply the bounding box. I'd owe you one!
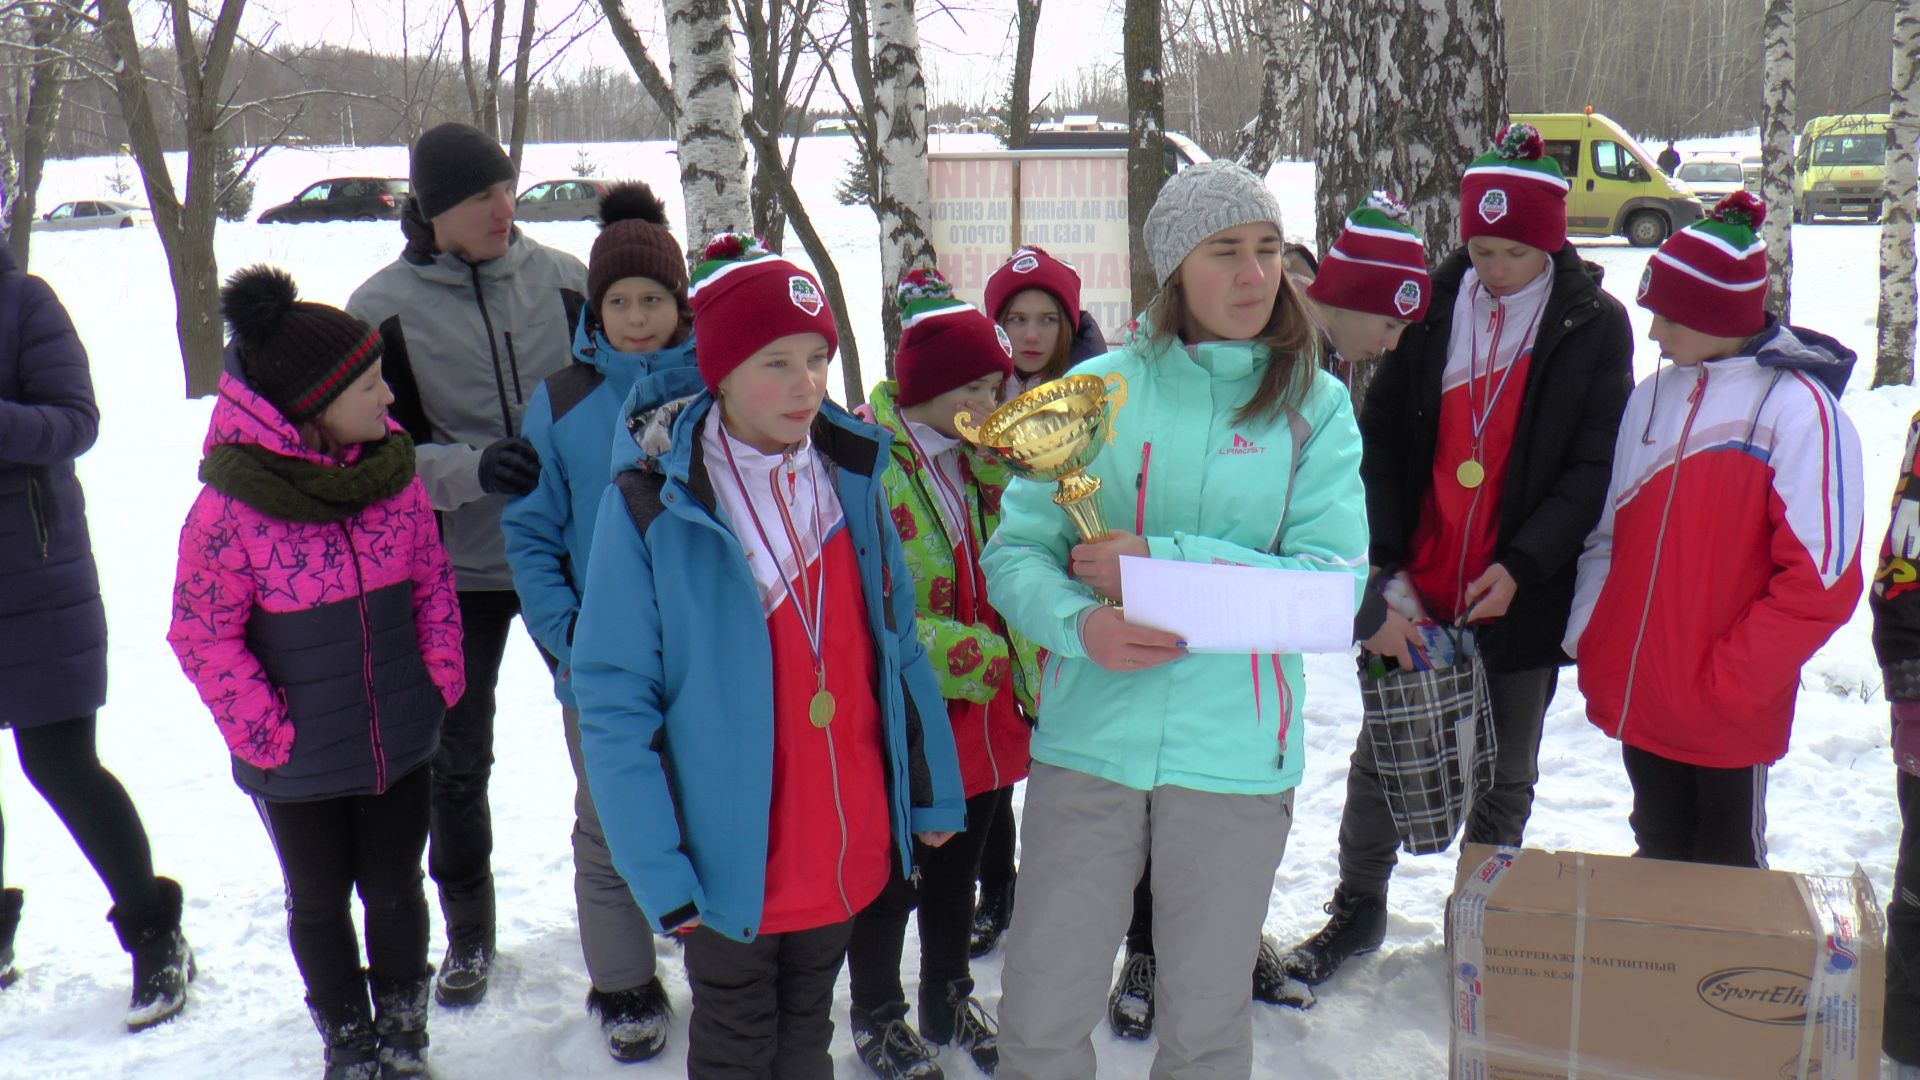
[1069,310,1110,364]
[1743,320,1857,397]
[570,313,699,380]
[206,342,392,464]
[1121,311,1270,381]
[398,195,533,285]
[611,389,895,492]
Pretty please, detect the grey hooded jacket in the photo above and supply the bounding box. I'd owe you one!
[347,201,587,591]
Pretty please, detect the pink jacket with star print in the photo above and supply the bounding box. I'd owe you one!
[168,371,464,800]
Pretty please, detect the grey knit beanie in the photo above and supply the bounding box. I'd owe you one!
[1143,161,1284,286]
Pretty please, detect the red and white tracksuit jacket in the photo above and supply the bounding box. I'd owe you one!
[1565,324,1865,768]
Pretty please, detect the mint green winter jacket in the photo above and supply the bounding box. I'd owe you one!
[979,320,1368,795]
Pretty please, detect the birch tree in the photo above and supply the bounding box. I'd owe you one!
[599,0,679,129]
[1,2,83,270]
[1878,0,1920,388]
[1231,0,1308,175]
[1125,0,1166,313]
[1316,0,1504,406]
[871,0,937,360]
[665,0,751,240]
[1760,0,1795,319]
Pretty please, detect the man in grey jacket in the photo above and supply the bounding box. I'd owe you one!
[347,122,586,1009]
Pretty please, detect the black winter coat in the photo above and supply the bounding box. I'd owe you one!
[0,245,107,728]
[1359,244,1634,672]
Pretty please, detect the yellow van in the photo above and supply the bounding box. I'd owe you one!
[1513,112,1705,246]
[1794,113,1890,222]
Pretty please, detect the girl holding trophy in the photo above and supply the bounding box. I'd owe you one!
[980,160,1369,1079]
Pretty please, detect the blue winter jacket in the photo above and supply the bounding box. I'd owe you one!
[502,319,699,705]
[570,390,968,942]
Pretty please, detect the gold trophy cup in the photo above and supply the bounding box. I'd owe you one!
[954,373,1125,543]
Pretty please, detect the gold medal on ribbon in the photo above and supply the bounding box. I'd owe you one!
[1456,459,1486,489]
[809,688,835,728]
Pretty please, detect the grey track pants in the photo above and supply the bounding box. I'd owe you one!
[563,704,658,992]
[997,762,1295,1080]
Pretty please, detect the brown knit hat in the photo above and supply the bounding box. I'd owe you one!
[588,183,688,322]
[220,265,383,423]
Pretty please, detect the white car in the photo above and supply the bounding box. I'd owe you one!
[1674,154,1747,205]
[31,199,151,232]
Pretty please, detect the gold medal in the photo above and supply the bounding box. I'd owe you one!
[1456,459,1486,489]
[809,688,835,728]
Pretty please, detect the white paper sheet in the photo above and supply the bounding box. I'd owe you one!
[1117,555,1354,654]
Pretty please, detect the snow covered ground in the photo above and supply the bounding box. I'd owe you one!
[0,134,1912,1078]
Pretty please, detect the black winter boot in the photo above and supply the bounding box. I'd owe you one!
[968,876,1014,959]
[0,888,22,989]
[586,978,670,1063]
[370,970,432,1078]
[1105,950,1155,1040]
[432,937,492,1008]
[1280,886,1387,987]
[851,1000,944,1079]
[308,989,381,1080]
[920,978,997,1075]
[108,876,194,1031]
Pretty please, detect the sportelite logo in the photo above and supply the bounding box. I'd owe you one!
[1478,189,1509,225]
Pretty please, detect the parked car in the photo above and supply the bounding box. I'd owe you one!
[256,178,409,224]
[515,179,611,222]
[1674,153,1746,204]
[31,199,150,232]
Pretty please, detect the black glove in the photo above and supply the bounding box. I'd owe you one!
[478,436,541,496]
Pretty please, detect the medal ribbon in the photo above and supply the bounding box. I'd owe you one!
[719,429,829,696]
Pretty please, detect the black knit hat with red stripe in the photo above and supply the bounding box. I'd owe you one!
[220,265,384,423]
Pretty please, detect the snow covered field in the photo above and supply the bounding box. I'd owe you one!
[0,133,1913,1078]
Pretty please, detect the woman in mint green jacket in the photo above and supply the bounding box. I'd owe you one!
[981,161,1368,1080]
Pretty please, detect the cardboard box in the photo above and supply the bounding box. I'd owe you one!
[1447,845,1884,1080]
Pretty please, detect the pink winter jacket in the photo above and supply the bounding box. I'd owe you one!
[168,372,464,800]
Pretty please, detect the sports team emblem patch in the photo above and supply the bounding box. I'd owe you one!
[1011,253,1040,274]
[1394,279,1423,316]
[994,324,1014,357]
[788,275,823,316]
[1478,189,1509,224]
[1637,265,1653,301]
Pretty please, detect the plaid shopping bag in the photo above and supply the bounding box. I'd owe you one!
[1358,629,1496,856]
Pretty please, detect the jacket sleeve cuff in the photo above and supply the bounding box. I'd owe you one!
[1147,535,1180,561]
[910,806,968,834]
[657,900,701,933]
[1498,549,1545,590]
[1886,659,1920,702]
[1352,582,1388,643]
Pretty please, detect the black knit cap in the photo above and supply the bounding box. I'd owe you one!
[221,266,384,423]
[588,182,689,320]
[410,122,517,220]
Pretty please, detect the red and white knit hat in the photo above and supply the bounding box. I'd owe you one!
[1459,123,1571,254]
[687,233,839,391]
[984,246,1082,328]
[1305,192,1431,322]
[894,268,1015,408]
[1636,191,1769,338]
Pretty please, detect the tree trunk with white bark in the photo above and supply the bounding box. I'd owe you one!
[664,0,751,242]
[871,0,938,364]
[1876,0,1920,388]
[1232,0,1308,176]
[1315,0,1505,407]
[1761,0,1795,319]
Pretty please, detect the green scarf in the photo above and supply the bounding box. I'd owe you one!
[199,432,416,524]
